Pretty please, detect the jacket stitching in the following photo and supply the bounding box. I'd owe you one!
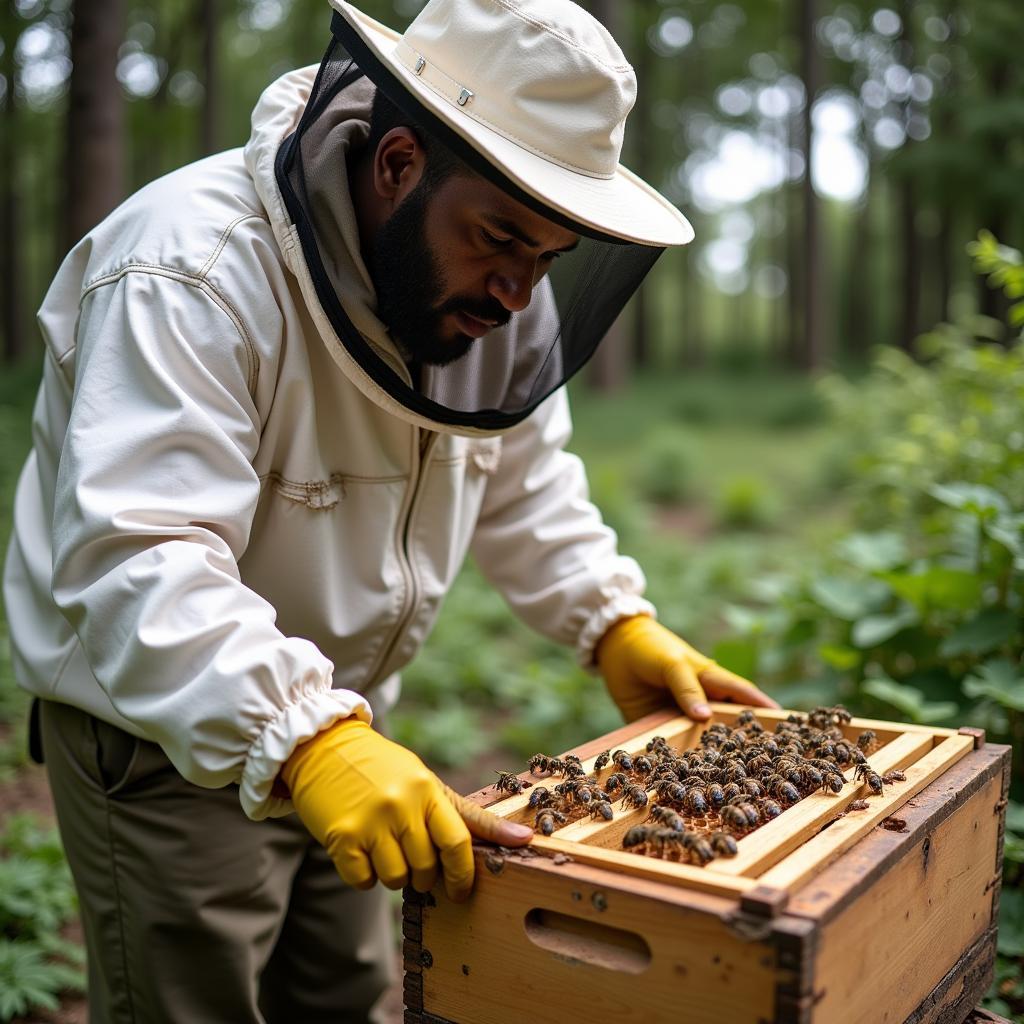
[79,265,260,400]
[260,471,409,510]
[197,213,262,279]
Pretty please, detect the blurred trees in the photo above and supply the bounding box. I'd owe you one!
[0,0,1021,371]
[65,0,124,251]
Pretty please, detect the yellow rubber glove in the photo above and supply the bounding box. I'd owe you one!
[595,615,780,723]
[281,719,532,902]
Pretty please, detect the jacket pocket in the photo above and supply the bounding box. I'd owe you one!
[467,436,502,475]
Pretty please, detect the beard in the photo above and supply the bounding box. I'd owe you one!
[370,178,510,367]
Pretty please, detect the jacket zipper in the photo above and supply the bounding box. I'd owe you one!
[367,427,438,685]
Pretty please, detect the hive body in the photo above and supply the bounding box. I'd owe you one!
[403,704,1010,1024]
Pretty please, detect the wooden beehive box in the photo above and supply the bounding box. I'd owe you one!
[403,703,1011,1024]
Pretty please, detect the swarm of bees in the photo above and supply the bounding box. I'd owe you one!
[490,706,886,868]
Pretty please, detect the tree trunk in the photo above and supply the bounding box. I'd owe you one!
[585,0,631,391]
[846,165,873,363]
[66,0,125,254]
[1,3,24,362]
[797,0,825,370]
[199,0,218,155]
[897,0,921,353]
[629,1,654,370]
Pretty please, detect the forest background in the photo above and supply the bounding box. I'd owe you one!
[0,0,1021,1020]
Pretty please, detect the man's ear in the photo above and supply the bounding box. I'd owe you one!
[373,127,427,208]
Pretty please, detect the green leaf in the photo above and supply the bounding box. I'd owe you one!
[986,513,1024,560]
[962,657,1024,711]
[810,576,890,621]
[938,608,1020,658]
[818,644,862,670]
[928,482,1010,517]
[1005,834,1024,864]
[998,888,1024,957]
[879,567,983,614]
[1006,801,1024,834]
[861,677,958,724]
[852,607,920,648]
[834,532,908,572]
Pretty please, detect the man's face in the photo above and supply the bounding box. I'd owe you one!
[371,170,580,366]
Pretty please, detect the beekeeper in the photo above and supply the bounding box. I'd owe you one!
[4,0,777,1019]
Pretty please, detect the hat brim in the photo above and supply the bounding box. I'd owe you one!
[328,0,694,247]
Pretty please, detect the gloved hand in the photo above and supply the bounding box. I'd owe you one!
[595,615,780,723]
[280,719,532,902]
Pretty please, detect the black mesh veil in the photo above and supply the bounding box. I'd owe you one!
[275,11,666,432]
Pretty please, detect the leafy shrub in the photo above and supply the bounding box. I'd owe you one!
[713,475,779,530]
[0,815,84,1022]
[711,234,1024,1018]
[632,429,698,506]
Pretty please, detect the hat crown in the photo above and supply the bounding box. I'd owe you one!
[396,0,636,178]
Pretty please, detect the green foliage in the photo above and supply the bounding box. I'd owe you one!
[632,429,698,506]
[713,475,779,530]
[0,815,84,1022]
[970,231,1024,334]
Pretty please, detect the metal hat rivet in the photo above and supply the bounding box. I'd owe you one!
[457,88,474,107]
[414,56,426,75]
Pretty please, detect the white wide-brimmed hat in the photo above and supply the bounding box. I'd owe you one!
[328,0,694,247]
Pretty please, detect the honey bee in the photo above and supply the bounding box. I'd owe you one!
[528,786,553,809]
[604,772,629,795]
[722,782,743,802]
[709,831,739,856]
[728,798,760,828]
[820,771,845,794]
[854,762,884,794]
[622,825,653,849]
[611,749,634,772]
[682,832,715,865]
[494,770,529,794]
[646,736,672,756]
[621,783,649,810]
[653,779,686,805]
[796,764,823,792]
[857,730,877,752]
[765,774,800,805]
[589,799,614,821]
[562,760,588,779]
[736,709,763,733]
[681,786,708,817]
[832,741,854,766]
[593,750,611,773]
[848,799,870,811]
[882,769,906,784]
[740,778,764,800]
[720,805,749,832]
[707,783,726,810]
[647,805,685,831]
[746,753,773,775]
[535,808,567,835]
[528,753,554,774]
[755,797,783,821]
[632,755,654,776]
[553,779,590,803]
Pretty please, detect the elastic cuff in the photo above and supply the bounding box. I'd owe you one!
[240,687,372,820]
[576,596,657,671]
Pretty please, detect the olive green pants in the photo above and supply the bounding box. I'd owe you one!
[38,700,394,1024]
